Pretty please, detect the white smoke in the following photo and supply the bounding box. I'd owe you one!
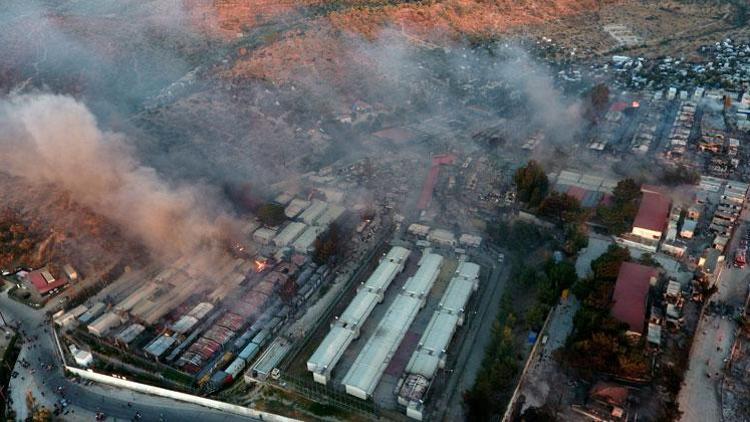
[0,93,236,260]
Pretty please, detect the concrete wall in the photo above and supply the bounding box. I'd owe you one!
[65,366,299,422]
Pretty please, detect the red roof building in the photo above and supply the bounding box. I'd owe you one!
[27,270,68,295]
[417,154,456,210]
[632,191,671,239]
[611,262,657,335]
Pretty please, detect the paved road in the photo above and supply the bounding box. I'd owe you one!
[435,247,508,422]
[678,216,749,422]
[517,297,579,413]
[1,286,256,422]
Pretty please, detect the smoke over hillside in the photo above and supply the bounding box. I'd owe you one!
[0,94,237,260]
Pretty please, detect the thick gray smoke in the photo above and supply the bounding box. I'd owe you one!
[0,93,236,260]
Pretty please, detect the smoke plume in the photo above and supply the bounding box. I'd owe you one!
[0,93,236,260]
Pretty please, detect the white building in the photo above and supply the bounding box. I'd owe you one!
[401,253,443,300]
[307,246,411,384]
[68,345,93,367]
[342,253,441,400]
[273,222,307,247]
[292,226,324,253]
[363,246,411,294]
[397,260,480,420]
[428,229,456,247]
[299,200,328,225]
[87,312,123,337]
[341,294,423,400]
[284,198,310,219]
[253,227,277,245]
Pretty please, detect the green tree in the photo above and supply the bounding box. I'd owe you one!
[563,224,589,255]
[257,203,286,227]
[514,160,549,207]
[612,178,641,204]
[313,223,341,265]
[539,192,584,224]
[597,178,641,235]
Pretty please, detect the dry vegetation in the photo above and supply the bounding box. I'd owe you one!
[516,0,750,59]
[0,174,144,277]
[220,0,622,83]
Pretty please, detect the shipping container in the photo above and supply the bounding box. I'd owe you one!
[238,342,260,361]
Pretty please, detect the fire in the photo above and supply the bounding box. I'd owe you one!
[631,101,640,108]
[254,260,267,272]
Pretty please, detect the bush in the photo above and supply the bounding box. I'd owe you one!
[257,203,286,227]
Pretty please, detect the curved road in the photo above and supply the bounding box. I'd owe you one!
[1,286,255,421]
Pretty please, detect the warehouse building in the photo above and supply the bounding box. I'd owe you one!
[253,227,277,245]
[273,222,307,247]
[88,312,124,337]
[315,204,345,227]
[292,226,324,253]
[115,323,145,345]
[342,294,424,400]
[284,198,310,219]
[342,252,443,400]
[144,334,176,360]
[363,246,411,294]
[632,188,671,241]
[299,199,328,225]
[53,304,88,328]
[611,262,658,337]
[397,260,480,420]
[307,246,411,384]
[401,253,443,300]
[78,302,106,324]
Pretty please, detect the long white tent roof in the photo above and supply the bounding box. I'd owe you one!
[274,222,307,246]
[341,294,422,398]
[307,246,410,378]
[362,246,410,293]
[403,260,480,382]
[440,261,480,314]
[402,253,443,297]
[307,324,356,374]
[339,290,381,328]
[404,311,459,378]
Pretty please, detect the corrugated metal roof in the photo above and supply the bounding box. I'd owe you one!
[307,324,356,374]
[144,334,176,357]
[273,222,307,247]
[299,200,328,225]
[611,262,656,334]
[188,302,214,319]
[116,323,145,344]
[363,246,410,292]
[405,311,459,378]
[437,262,480,316]
[402,253,443,297]
[339,290,380,328]
[342,294,423,398]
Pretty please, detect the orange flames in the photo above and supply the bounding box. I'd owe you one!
[254,259,267,272]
